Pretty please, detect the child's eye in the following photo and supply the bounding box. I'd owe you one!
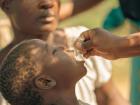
[53,46,66,54]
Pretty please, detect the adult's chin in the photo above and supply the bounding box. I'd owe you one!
[39,24,57,32]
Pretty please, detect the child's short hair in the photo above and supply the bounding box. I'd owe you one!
[0,39,45,105]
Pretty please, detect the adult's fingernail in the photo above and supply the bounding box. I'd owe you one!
[82,40,93,50]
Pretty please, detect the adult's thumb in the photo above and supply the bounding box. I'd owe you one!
[82,40,94,50]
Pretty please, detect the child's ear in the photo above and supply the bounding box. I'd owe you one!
[34,75,56,90]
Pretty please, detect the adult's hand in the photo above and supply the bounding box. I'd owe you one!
[74,28,122,60]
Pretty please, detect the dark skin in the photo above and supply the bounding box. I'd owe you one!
[0,0,129,105]
[75,28,140,60]
[59,0,104,21]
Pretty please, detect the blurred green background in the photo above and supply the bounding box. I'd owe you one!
[0,0,131,100]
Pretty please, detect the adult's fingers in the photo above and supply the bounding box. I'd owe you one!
[74,34,86,53]
[83,49,96,58]
[83,49,108,59]
[74,29,96,53]
[82,40,94,50]
[82,29,95,41]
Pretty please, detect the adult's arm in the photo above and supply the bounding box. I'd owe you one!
[59,0,104,21]
[74,28,140,60]
[95,79,130,105]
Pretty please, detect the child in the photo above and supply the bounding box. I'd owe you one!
[0,0,129,105]
[0,39,89,105]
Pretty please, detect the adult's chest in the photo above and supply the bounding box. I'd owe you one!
[47,30,69,48]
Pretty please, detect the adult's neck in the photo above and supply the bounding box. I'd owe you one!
[43,88,80,105]
[13,29,52,45]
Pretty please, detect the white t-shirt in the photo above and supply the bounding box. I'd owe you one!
[64,26,112,105]
[79,100,90,105]
[0,93,9,105]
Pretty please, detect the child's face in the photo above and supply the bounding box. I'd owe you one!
[8,0,59,35]
[34,41,87,85]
